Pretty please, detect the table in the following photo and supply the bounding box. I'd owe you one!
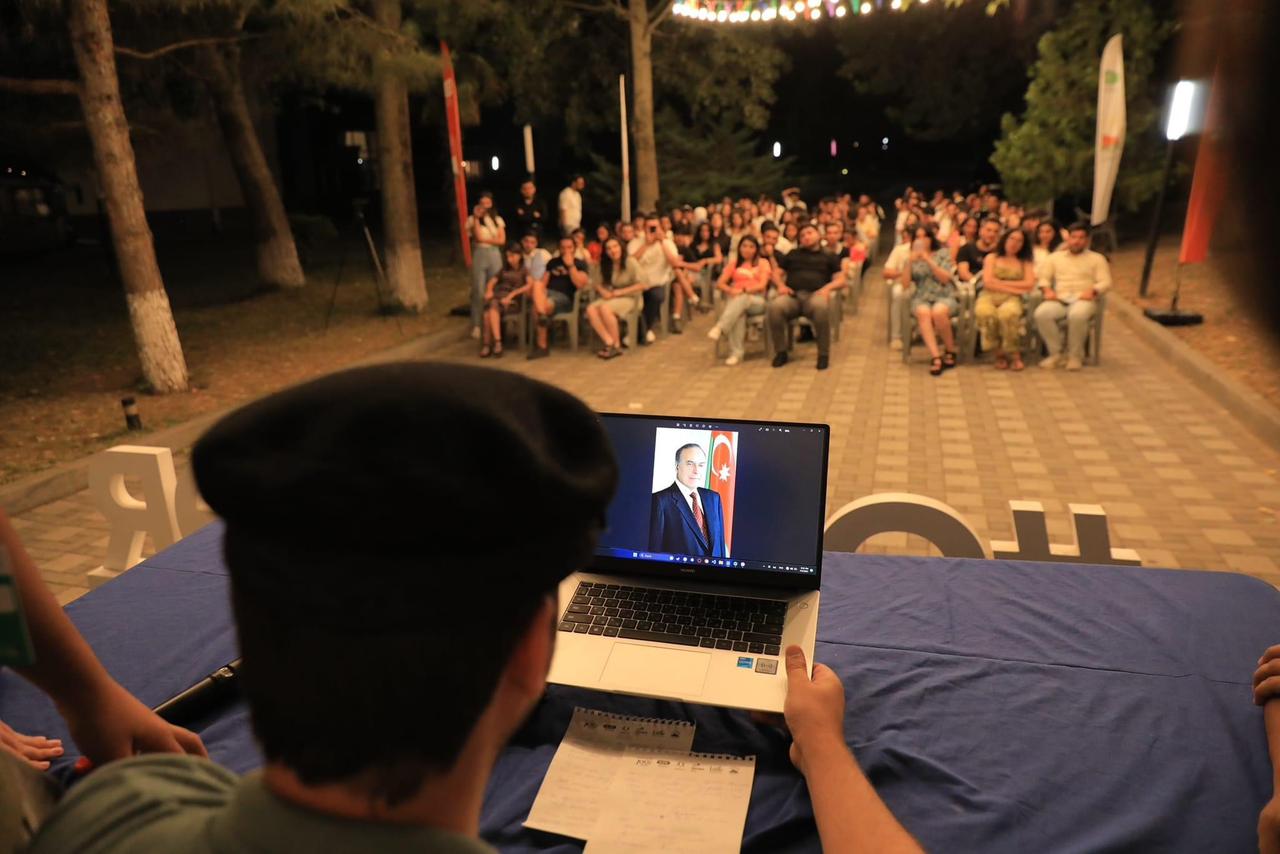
[1,522,1276,852]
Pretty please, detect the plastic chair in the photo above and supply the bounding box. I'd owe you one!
[501,300,531,354]
[1026,291,1107,365]
[548,285,592,352]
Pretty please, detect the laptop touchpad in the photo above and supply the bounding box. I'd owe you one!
[601,644,711,696]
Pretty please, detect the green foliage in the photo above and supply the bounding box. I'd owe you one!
[990,0,1174,210]
[835,0,1042,142]
[588,108,794,210]
[654,25,788,132]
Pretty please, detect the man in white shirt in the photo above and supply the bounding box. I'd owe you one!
[882,224,914,350]
[558,175,585,237]
[1034,222,1112,370]
[632,217,681,343]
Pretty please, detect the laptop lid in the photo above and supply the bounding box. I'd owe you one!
[590,413,829,592]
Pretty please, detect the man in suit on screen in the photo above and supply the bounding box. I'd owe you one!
[648,443,726,557]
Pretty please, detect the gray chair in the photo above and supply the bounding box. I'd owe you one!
[501,300,532,354]
[548,285,593,352]
[1026,291,1107,365]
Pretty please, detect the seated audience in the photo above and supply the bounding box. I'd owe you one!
[707,235,771,366]
[882,223,914,351]
[975,228,1036,371]
[906,224,959,376]
[1034,222,1112,371]
[956,217,1002,289]
[768,223,845,372]
[585,237,645,359]
[479,243,531,359]
[632,218,682,343]
[669,227,703,330]
[587,223,610,264]
[1032,219,1062,275]
[528,236,589,359]
[570,228,589,264]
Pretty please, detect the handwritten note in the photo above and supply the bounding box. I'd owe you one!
[584,750,757,854]
[524,708,697,840]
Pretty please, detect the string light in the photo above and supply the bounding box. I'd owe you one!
[671,0,878,23]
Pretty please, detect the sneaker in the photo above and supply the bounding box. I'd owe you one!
[527,347,550,360]
[725,354,741,366]
[470,326,481,340]
[816,355,830,371]
[690,294,701,306]
[671,318,683,334]
[645,329,657,344]
[889,339,903,351]
[771,352,789,368]
[1039,354,1060,370]
[707,326,722,341]
[1065,356,1083,371]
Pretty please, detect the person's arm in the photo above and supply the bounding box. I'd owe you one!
[980,255,1013,294]
[748,260,771,293]
[1016,259,1036,295]
[0,508,205,765]
[925,252,953,285]
[495,221,506,246]
[1082,255,1112,300]
[1253,647,1280,853]
[957,251,974,282]
[484,276,498,301]
[1039,255,1058,301]
[716,260,737,292]
[784,646,923,854]
[569,261,590,290]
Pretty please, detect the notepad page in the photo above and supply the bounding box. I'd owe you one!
[524,708,697,840]
[583,750,757,854]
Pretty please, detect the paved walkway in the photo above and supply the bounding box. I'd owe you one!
[11,267,1280,604]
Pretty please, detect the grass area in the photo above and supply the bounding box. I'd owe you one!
[0,228,469,486]
[1109,239,1280,411]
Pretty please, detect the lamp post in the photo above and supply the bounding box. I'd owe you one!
[1142,80,1204,327]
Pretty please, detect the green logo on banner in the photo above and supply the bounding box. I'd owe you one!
[1104,70,1120,86]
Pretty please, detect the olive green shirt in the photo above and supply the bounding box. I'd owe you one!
[29,755,498,854]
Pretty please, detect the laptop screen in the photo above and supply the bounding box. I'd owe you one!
[590,413,829,591]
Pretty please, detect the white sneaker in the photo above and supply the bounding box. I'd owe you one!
[725,354,741,366]
[889,338,903,351]
[690,294,701,306]
[1065,356,1083,371]
[707,326,722,341]
[645,329,657,344]
[1039,354,1060,370]
[470,326,481,340]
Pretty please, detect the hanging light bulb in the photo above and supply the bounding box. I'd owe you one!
[890,0,901,8]
[809,7,821,19]
[860,0,872,12]
[835,3,847,16]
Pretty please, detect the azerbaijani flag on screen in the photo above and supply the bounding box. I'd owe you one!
[709,430,738,556]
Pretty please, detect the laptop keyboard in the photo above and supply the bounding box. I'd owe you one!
[558,581,786,656]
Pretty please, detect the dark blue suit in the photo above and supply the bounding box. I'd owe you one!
[648,482,727,557]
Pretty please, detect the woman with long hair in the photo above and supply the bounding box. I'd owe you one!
[976,228,1036,371]
[584,237,646,359]
[906,225,959,376]
[468,201,506,340]
[1032,219,1062,276]
[706,235,770,366]
[480,243,530,359]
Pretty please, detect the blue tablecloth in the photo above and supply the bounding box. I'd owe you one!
[1,522,1276,852]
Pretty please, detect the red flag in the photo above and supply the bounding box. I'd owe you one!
[1179,68,1224,265]
[441,42,471,267]
[709,431,737,556]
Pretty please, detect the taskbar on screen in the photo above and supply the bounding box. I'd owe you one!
[596,546,816,575]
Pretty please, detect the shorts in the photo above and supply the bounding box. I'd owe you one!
[911,295,959,315]
[547,290,573,314]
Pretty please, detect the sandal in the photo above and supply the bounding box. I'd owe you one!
[942,350,957,369]
[930,356,944,376]
[603,346,623,360]
[1010,354,1024,371]
[596,345,613,359]
[479,345,492,358]
[994,353,1009,370]
[493,343,504,358]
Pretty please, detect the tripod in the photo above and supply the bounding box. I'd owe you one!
[323,199,400,333]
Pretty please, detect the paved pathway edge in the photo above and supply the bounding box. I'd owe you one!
[1107,292,1280,454]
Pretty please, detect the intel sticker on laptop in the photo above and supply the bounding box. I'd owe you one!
[737,656,753,669]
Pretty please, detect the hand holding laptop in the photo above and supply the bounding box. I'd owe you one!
[781,645,846,775]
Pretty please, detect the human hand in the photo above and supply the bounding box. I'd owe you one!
[59,680,206,765]
[500,295,514,308]
[783,645,846,775]
[1254,646,1280,705]
[1080,288,1096,301]
[1262,796,1280,854]
[1043,289,1058,302]
[0,718,63,770]
[776,284,794,297]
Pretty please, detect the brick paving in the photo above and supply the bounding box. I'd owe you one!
[11,267,1280,603]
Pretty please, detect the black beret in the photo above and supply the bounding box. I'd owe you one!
[193,362,618,613]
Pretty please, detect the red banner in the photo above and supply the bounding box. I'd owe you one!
[441,42,471,267]
[1179,68,1224,265]
[709,431,737,556]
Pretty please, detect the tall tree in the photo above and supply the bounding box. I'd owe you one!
[371,0,427,312]
[0,0,190,392]
[990,0,1173,209]
[625,0,671,211]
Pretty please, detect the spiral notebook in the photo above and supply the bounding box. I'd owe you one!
[525,708,755,853]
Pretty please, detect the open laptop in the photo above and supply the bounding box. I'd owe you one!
[547,413,829,713]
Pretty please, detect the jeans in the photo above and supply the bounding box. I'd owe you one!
[470,245,503,328]
[641,284,666,335]
[768,291,832,357]
[1034,299,1097,360]
[714,293,766,358]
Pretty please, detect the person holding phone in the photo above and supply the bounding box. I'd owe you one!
[906,225,959,376]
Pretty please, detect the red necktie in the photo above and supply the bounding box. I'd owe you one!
[691,492,707,538]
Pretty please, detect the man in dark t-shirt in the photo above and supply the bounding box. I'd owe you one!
[956,217,1002,287]
[529,237,588,359]
[512,180,548,240]
[767,224,845,371]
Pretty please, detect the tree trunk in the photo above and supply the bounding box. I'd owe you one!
[372,0,428,313]
[628,0,660,212]
[68,0,188,393]
[199,44,305,289]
